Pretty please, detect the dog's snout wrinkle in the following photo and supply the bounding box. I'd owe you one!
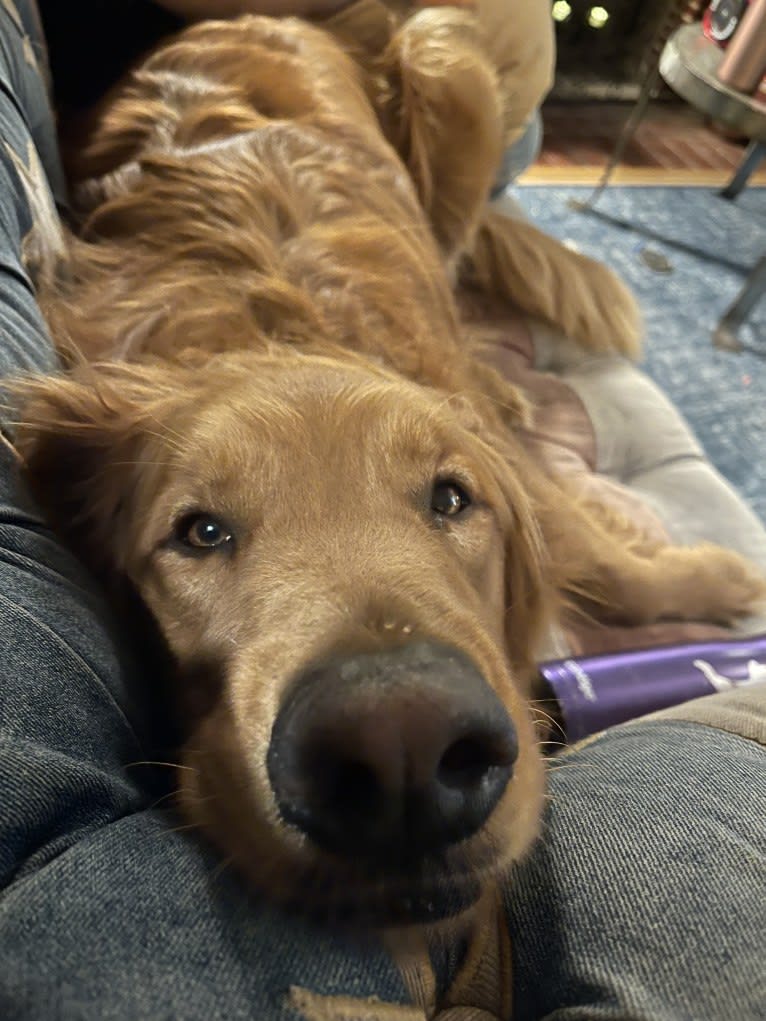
[267,640,517,864]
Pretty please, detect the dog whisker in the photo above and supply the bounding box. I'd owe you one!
[146,411,189,448]
[124,759,199,772]
[142,427,187,457]
[207,855,235,884]
[148,789,182,812]
[161,820,208,837]
[111,459,177,468]
[529,704,566,736]
[546,761,606,775]
[537,742,569,761]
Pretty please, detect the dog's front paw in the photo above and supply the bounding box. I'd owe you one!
[674,544,766,626]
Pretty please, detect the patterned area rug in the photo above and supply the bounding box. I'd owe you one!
[513,185,766,523]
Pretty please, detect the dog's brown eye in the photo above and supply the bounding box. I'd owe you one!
[431,480,471,518]
[176,514,233,551]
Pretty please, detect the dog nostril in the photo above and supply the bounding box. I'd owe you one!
[330,759,381,812]
[439,736,489,788]
[311,755,382,821]
[437,732,517,790]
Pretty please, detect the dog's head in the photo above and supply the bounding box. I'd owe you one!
[13,349,552,926]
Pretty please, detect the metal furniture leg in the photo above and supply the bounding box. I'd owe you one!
[568,66,660,212]
[721,140,766,200]
[713,253,766,351]
[570,0,706,213]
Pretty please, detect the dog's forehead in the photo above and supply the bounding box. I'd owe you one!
[183,363,466,475]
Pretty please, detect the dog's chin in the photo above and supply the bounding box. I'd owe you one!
[293,880,481,928]
[274,858,487,928]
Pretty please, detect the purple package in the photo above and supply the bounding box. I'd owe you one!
[539,634,766,742]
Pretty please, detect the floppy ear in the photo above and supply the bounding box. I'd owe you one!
[492,446,557,681]
[448,391,556,679]
[10,362,183,575]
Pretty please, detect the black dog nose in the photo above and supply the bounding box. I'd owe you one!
[267,640,517,863]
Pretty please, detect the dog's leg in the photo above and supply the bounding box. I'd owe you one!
[545,493,766,627]
[586,542,766,627]
[378,8,504,262]
[462,210,642,359]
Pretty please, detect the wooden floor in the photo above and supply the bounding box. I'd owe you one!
[520,101,766,187]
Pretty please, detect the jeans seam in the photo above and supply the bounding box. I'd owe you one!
[0,539,88,589]
[564,716,766,758]
[0,734,149,891]
[635,714,766,750]
[0,589,142,749]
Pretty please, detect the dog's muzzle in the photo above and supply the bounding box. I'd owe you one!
[267,640,517,865]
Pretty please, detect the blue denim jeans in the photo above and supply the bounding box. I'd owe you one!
[1,5,764,1019]
[492,113,543,198]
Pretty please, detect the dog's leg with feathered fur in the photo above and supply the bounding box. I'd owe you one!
[540,483,766,626]
[463,209,643,359]
[378,7,504,262]
[376,9,641,358]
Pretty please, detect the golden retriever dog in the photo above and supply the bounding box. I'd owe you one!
[64,0,639,358]
[13,15,766,931]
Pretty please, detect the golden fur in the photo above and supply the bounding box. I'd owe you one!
[65,7,639,356]
[13,15,766,927]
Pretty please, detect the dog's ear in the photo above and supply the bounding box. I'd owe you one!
[491,447,556,680]
[10,362,183,574]
[448,393,555,679]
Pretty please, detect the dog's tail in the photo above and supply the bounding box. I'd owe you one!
[464,210,642,359]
